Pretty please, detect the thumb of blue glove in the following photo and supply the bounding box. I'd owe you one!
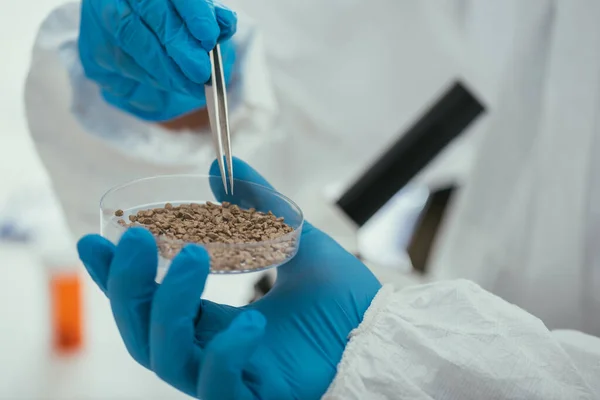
[198,311,266,400]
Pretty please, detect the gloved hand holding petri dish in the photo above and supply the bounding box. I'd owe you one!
[100,161,303,276]
[81,158,381,399]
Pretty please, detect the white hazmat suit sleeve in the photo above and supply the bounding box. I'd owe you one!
[323,280,600,399]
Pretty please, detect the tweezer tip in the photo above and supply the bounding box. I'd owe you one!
[221,176,228,195]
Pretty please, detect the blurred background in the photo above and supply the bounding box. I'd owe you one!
[2,0,597,398]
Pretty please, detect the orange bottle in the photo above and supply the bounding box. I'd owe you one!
[49,269,83,353]
[10,186,85,354]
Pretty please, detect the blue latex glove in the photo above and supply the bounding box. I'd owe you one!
[77,158,382,399]
[78,0,237,121]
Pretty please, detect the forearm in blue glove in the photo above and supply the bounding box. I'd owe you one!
[77,158,382,399]
[78,0,237,122]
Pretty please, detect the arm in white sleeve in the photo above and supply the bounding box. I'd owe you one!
[323,280,600,399]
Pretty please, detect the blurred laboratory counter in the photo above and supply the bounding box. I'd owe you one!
[0,240,424,400]
[0,242,192,400]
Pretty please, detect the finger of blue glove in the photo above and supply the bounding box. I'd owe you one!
[107,228,159,369]
[77,234,116,295]
[102,81,205,122]
[108,2,204,97]
[215,4,238,41]
[208,157,313,231]
[103,82,166,115]
[194,299,241,346]
[208,157,280,213]
[79,45,169,95]
[96,71,139,98]
[78,11,167,92]
[171,0,222,51]
[127,0,212,84]
[99,37,233,120]
[150,245,209,396]
[197,311,265,400]
[210,157,273,190]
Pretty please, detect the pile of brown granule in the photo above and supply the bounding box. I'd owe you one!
[115,201,297,272]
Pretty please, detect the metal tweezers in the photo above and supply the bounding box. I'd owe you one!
[205,44,234,194]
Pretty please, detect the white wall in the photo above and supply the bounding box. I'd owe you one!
[0,0,65,191]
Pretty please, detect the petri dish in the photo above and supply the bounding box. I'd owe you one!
[100,175,303,275]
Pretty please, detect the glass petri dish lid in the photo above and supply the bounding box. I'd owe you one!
[100,175,303,275]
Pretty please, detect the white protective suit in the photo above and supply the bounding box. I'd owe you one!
[324,280,600,399]
[429,0,600,335]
